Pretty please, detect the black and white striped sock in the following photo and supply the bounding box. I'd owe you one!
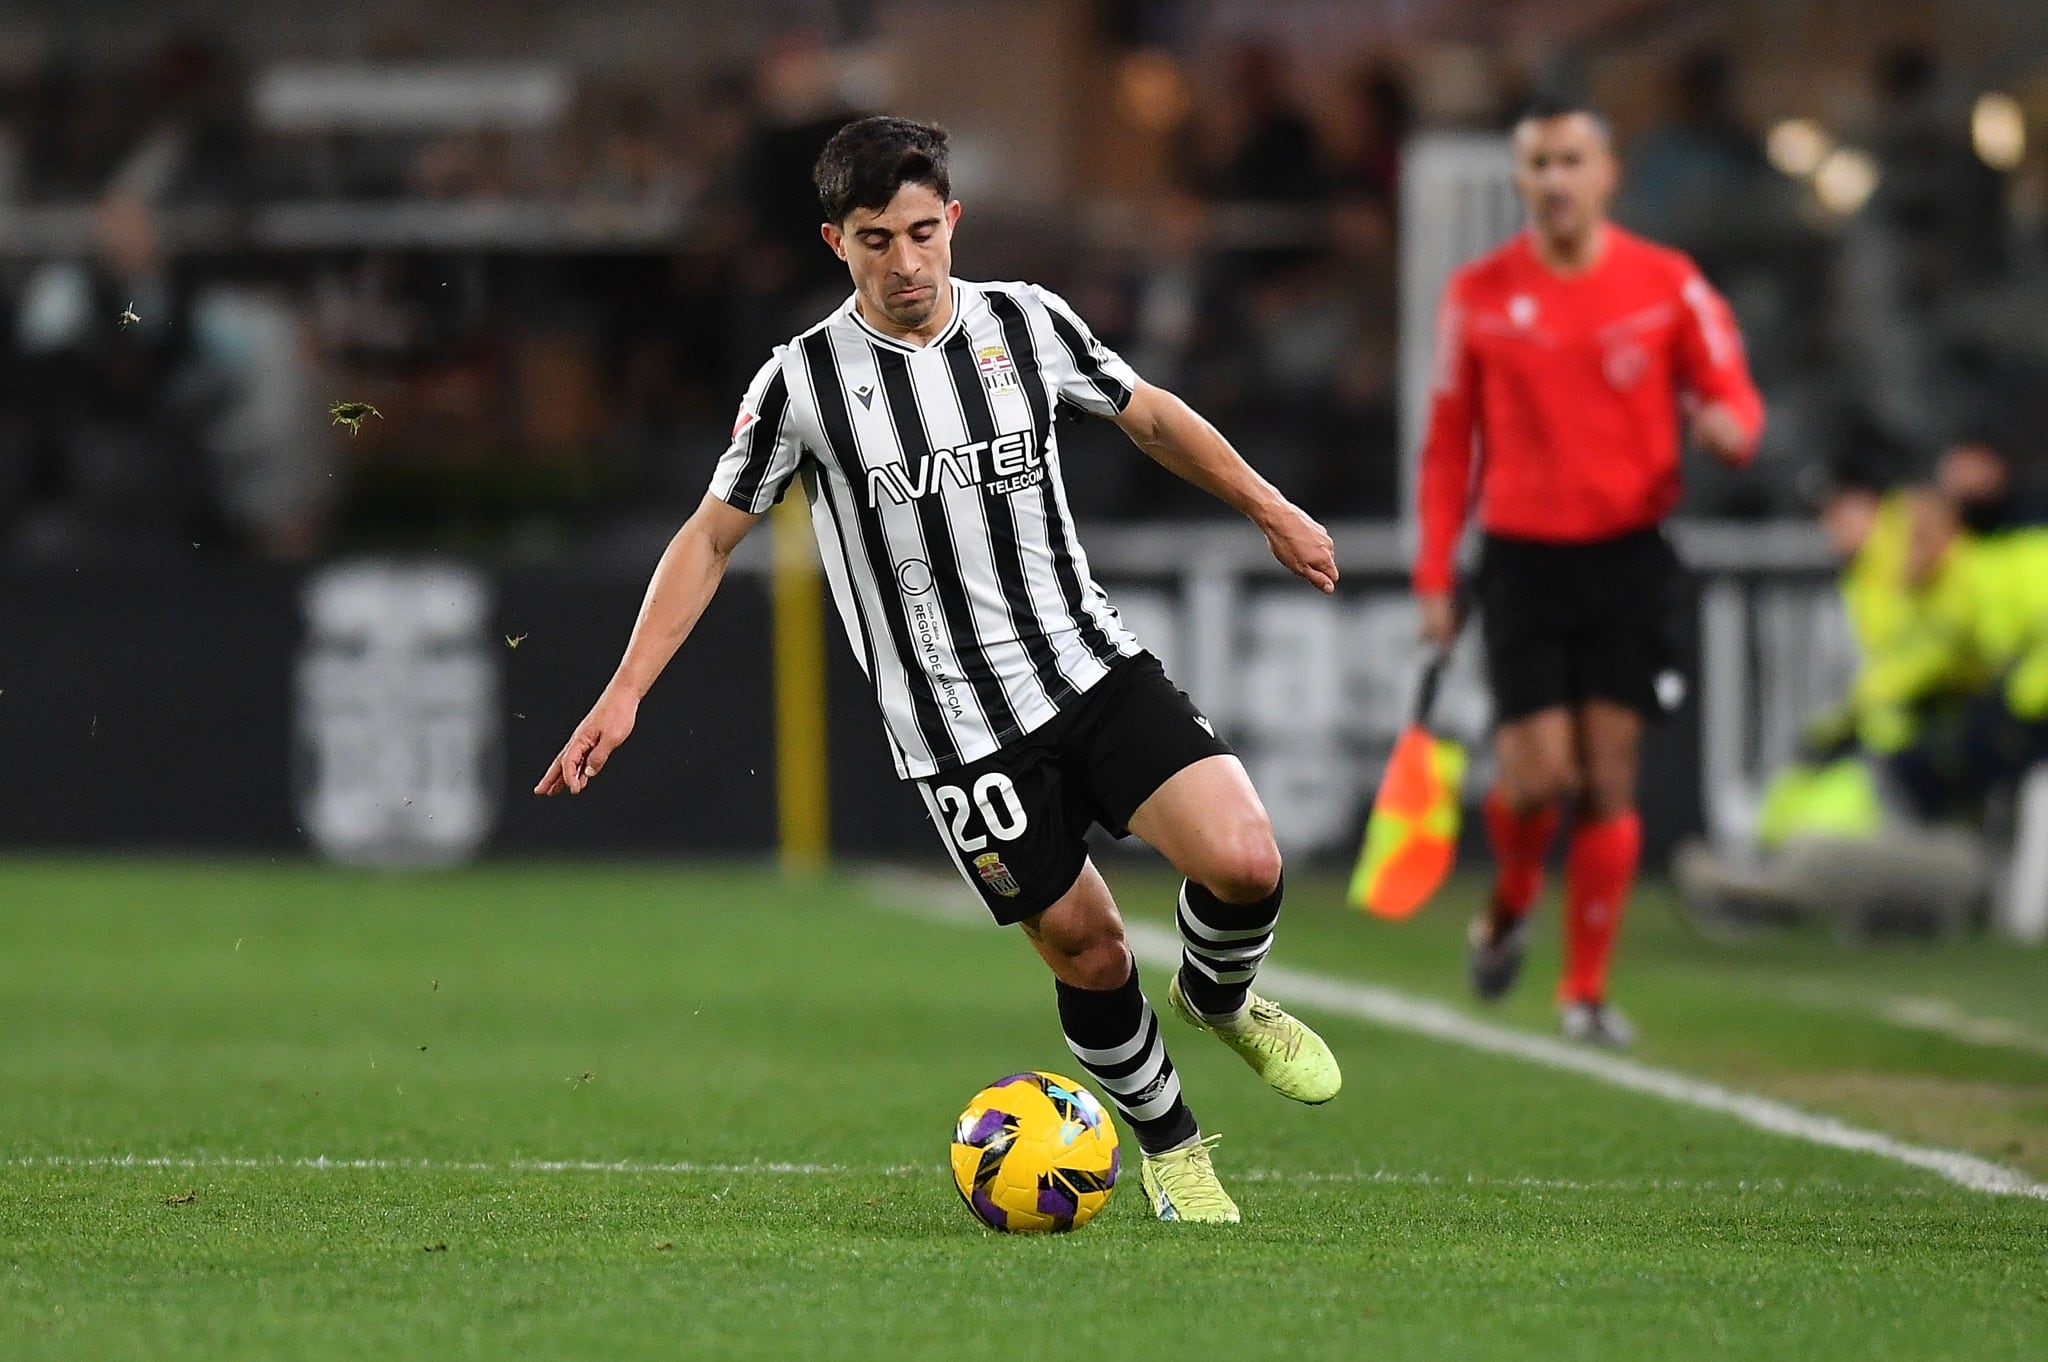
[1176,874,1283,1022]
[1056,964,1198,1155]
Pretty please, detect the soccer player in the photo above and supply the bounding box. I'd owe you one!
[1414,98,1763,1044]
[536,116,1341,1222]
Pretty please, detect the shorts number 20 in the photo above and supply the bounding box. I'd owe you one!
[931,773,1028,852]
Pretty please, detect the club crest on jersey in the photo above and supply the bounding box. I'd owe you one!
[974,852,1021,898]
[976,345,1019,393]
[864,429,1044,506]
[1603,340,1648,390]
[1507,294,1539,329]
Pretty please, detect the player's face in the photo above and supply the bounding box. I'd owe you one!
[1513,114,1617,248]
[1818,489,1880,561]
[822,184,961,333]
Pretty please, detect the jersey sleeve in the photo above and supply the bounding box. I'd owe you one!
[1673,266,1764,464]
[1412,277,1479,596]
[1029,286,1139,416]
[708,352,804,514]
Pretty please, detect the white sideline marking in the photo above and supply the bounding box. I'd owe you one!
[1875,996,2048,1059]
[4,1154,1933,1199]
[1778,982,2048,1060]
[870,872,2048,1201]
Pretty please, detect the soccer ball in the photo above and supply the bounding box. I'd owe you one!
[950,1071,1120,1233]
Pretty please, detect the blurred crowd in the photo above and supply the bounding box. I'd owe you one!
[1,22,2047,561]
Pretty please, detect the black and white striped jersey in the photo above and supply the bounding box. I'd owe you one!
[708,278,1143,779]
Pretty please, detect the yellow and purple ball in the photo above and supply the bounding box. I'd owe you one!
[949,1071,1119,1233]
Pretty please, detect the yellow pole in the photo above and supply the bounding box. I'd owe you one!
[770,494,829,872]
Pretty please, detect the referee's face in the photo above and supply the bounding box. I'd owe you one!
[1513,114,1617,253]
[823,184,961,335]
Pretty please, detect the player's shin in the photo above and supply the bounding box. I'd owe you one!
[1055,966,1199,1155]
[1174,875,1282,1023]
[1560,811,1642,1002]
[1485,788,1560,924]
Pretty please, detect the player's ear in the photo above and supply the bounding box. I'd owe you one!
[821,222,847,260]
[945,200,962,231]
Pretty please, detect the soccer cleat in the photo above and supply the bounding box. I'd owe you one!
[1560,999,1637,1048]
[1167,974,1342,1105]
[1467,911,1531,1002]
[1139,1134,1240,1223]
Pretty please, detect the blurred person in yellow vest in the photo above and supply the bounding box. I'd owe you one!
[1801,460,1980,772]
[1887,434,2048,818]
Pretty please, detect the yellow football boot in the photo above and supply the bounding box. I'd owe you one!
[1167,973,1342,1105]
[1138,1134,1240,1223]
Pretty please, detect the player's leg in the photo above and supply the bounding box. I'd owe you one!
[1555,531,1676,1041]
[1126,754,1341,1104]
[1468,537,1575,998]
[1021,864,1238,1223]
[1018,862,1196,1152]
[1126,753,1281,1017]
[917,734,1235,1221]
[1556,700,1644,1043]
[1488,706,1577,920]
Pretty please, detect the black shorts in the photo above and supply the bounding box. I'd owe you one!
[916,651,1233,925]
[1476,527,1689,725]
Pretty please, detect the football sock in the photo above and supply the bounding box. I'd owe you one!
[1560,811,1642,1004]
[1056,963,1198,1155]
[1175,874,1282,1023]
[1484,788,1560,925]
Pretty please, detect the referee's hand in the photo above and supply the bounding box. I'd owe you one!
[1418,593,1459,650]
[536,689,639,796]
[1262,502,1339,594]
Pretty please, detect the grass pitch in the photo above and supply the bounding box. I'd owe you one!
[3,858,2046,1361]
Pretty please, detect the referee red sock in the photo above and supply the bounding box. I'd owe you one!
[1560,811,1642,1004]
[1483,789,1560,924]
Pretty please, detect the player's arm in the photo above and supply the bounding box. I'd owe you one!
[1113,379,1337,593]
[1413,286,1478,647]
[1674,270,1764,468]
[535,494,761,796]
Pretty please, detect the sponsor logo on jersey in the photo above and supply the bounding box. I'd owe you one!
[976,345,1018,393]
[974,851,1021,898]
[731,407,757,440]
[864,430,1044,507]
[1508,293,1539,328]
[853,384,875,410]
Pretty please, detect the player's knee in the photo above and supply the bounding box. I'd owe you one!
[1507,762,1579,812]
[1579,781,1636,821]
[1198,815,1283,903]
[1029,912,1131,990]
[1053,933,1131,990]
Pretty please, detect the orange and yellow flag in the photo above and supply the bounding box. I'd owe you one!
[1348,723,1467,920]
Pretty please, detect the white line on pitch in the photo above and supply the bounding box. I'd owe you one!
[2,1154,1926,1198]
[2,1155,897,1176]
[869,872,2048,1202]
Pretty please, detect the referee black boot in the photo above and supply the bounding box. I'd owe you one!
[1466,910,1530,1002]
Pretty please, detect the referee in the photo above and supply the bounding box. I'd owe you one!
[1415,99,1763,1044]
[537,116,1341,1222]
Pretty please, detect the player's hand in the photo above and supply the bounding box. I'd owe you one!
[1418,592,1459,650]
[535,688,639,796]
[1261,502,1338,594]
[1692,402,1752,468]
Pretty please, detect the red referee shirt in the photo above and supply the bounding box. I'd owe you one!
[1412,224,1764,595]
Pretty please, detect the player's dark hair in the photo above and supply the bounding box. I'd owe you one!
[1514,94,1611,141]
[814,116,951,225]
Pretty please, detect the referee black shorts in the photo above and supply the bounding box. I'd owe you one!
[916,652,1233,925]
[1476,526,1689,726]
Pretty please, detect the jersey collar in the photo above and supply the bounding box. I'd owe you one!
[845,280,965,353]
